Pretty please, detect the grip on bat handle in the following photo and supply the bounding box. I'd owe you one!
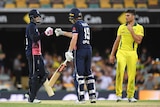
[63,60,68,65]
[58,60,68,72]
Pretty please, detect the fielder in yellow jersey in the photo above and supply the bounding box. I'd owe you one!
[109,9,144,102]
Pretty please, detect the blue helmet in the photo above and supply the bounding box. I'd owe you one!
[29,9,41,19]
[69,8,82,20]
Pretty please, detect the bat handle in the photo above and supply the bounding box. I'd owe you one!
[63,60,68,65]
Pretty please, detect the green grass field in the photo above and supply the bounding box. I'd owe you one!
[0,100,160,107]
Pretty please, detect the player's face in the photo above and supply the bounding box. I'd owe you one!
[69,17,75,24]
[34,16,41,23]
[125,13,134,23]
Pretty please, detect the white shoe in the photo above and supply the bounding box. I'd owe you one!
[28,98,41,103]
[116,96,122,102]
[90,95,96,103]
[90,98,96,103]
[75,100,86,104]
[25,93,41,103]
[31,99,41,103]
[25,93,29,98]
[128,98,137,102]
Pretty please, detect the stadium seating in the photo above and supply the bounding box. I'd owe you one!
[124,0,135,8]
[63,0,75,8]
[148,0,159,8]
[28,3,40,8]
[4,0,15,8]
[52,3,64,8]
[99,0,111,8]
[4,3,16,8]
[51,0,63,8]
[15,0,27,8]
[87,0,99,8]
[1,0,160,9]
[39,0,51,8]
[39,0,50,4]
[136,3,147,8]
[41,4,51,8]
[112,3,123,8]
[111,0,124,9]
[27,0,40,8]
[63,0,74,5]
[75,0,88,8]
[135,0,148,8]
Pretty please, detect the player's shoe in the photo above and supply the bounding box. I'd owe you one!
[25,93,41,103]
[90,98,96,103]
[28,98,41,103]
[128,98,137,102]
[25,93,29,98]
[75,100,86,104]
[90,95,96,103]
[116,96,122,102]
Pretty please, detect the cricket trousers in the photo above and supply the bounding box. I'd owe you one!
[27,55,48,102]
[116,50,138,98]
[73,48,96,101]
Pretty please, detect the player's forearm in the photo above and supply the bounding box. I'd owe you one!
[110,42,118,56]
[130,30,142,44]
[68,35,77,51]
[111,37,120,56]
[68,37,76,51]
[63,31,73,38]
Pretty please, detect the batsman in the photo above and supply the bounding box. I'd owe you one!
[54,8,96,103]
[25,9,53,103]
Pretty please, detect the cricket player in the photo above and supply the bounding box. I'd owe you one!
[109,9,144,102]
[54,8,96,103]
[25,9,53,103]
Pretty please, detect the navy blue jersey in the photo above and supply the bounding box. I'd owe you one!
[25,22,44,57]
[72,20,91,49]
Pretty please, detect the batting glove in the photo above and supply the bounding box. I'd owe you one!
[45,27,53,36]
[65,51,73,62]
[54,28,64,37]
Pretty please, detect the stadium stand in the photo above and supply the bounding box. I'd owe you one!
[51,0,64,8]
[28,3,40,8]
[28,0,40,8]
[112,3,123,8]
[111,0,124,9]
[87,0,99,8]
[63,0,75,8]
[39,0,51,8]
[148,0,159,8]
[15,0,27,8]
[1,0,160,9]
[124,0,135,8]
[99,0,111,8]
[52,3,64,8]
[135,0,148,8]
[4,3,16,8]
[4,0,16,8]
[75,0,88,8]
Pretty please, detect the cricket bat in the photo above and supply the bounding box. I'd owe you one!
[43,79,55,97]
[48,60,68,87]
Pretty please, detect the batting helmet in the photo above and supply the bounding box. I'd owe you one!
[69,8,82,19]
[29,9,41,19]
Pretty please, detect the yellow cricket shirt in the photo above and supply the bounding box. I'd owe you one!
[117,23,144,51]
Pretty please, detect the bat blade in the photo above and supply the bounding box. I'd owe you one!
[48,60,67,87]
[43,79,55,97]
